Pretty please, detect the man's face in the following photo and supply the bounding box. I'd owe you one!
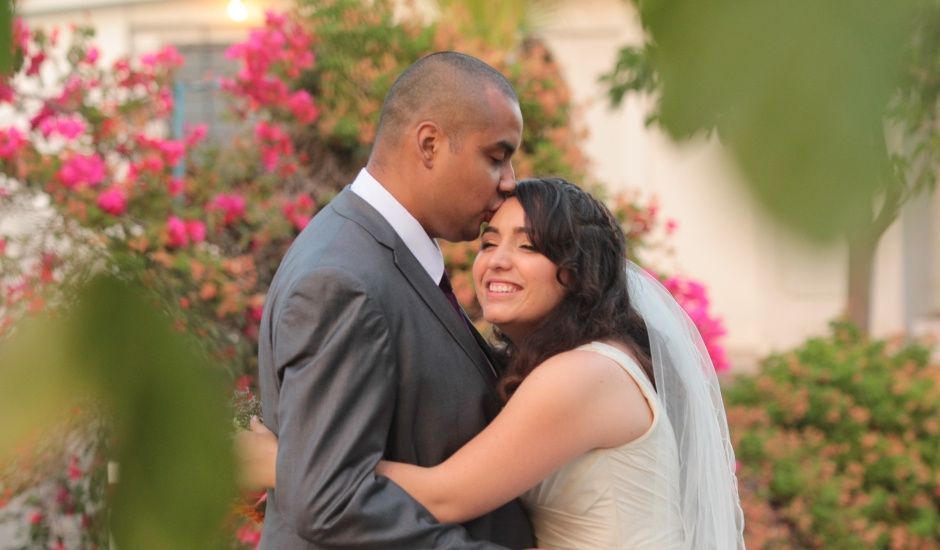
[430,87,523,242]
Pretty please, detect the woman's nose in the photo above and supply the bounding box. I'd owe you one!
[489,245,512,269]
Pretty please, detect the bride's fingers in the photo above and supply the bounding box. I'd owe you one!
[249,416,276,440]
[235,426,277,489]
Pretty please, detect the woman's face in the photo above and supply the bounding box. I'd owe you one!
[472,198,566,342]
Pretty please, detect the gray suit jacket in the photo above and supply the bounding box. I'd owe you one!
[258,188,534,549]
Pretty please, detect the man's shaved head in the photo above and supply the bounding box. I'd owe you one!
[373,51,518,153]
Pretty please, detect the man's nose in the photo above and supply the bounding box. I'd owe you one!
[498,161,516,196]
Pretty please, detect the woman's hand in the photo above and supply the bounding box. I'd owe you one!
[235,416,278,490]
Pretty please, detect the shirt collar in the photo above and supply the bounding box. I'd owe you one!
[350,168,444,284]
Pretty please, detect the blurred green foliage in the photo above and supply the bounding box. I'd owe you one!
[604,0,936,242]
[0,1,11,75]
[725,323,940,548]
[0,276,237,549]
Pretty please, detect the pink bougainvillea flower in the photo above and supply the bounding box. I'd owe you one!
[96,187,127,216]
[55,76,84,108]
[25,51,46,77]
[236,524,262,546]
[248,304,264,324]
[0,238,6,256]
[167,177,185,196]
[186,220,206,243]
[207,193,247,225]
[57,153,106,189]
[185,123,208,147]
[140,154,164,174]
[265,10,286,27]
[0,83,14,104]
[29,105,54,132]
[287,90,319,124]
[255,121,293,172]
[13,18,30,52]
[84,47,100,65]
[68,455,82,481]
[38,115,86,140]
[656,272,729,372]
[235,374,254,393]
[165,216,189,248]
[141,45,184,70]
[224,11,316,111]
[0,127,27,159]
[665,219,678,235]
[157,138,185,166]
[282,194,316,231]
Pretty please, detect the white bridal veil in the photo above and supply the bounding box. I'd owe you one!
[626,261,746,549]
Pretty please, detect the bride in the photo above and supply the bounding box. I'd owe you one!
[240,177,745,549]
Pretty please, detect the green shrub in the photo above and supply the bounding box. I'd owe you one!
[726,323,940,549]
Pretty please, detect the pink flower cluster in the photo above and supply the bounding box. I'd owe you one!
[207,193,247,225]
[223,11,318,123]
[38,116,86,140]
[96,187,127,216]
[135,133,186,167]
[0,127,27,159]
[660,273,729,372]
[255,121,294,173]
[57,153,106,189]
[140,45,185,71]
[282,194,316,231]
[166,216,206,248]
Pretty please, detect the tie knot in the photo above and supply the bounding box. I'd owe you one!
[438,272,453,293]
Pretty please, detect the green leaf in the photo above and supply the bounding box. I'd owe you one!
[0,276,237,549]
[637,0,916,240]
[0,0,12,76]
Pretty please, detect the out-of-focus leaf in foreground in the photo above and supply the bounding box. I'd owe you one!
[0,275,237,549]
[637,0,916,240]
[0,0,11,75]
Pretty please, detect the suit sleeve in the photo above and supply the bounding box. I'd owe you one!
[273,267,509,549]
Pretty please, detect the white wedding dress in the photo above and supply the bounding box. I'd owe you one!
[520,341,685,550]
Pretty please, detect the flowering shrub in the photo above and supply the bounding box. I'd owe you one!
[0,12,320,547]
[0,415,109,550]
[659,273,728,371]
[0,14,318,380]
[725,323,940,548]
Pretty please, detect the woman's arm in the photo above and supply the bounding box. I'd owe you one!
[376,348,653,524]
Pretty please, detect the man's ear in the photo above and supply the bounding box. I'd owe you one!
[415,120,443,169]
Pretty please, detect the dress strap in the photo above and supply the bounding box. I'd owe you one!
[576,341,659,413]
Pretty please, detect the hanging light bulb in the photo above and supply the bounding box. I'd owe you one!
[227,0,248,22]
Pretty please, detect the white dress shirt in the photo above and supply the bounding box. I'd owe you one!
[350,168,444,285]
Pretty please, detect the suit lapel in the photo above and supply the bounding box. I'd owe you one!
[331,189,497,384]
[392,248,498,383]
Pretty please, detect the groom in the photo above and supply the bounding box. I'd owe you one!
[257,52,534,548]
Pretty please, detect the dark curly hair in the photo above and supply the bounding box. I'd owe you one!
[494,177,653,401]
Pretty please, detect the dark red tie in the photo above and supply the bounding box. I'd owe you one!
[438,272,464,319]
